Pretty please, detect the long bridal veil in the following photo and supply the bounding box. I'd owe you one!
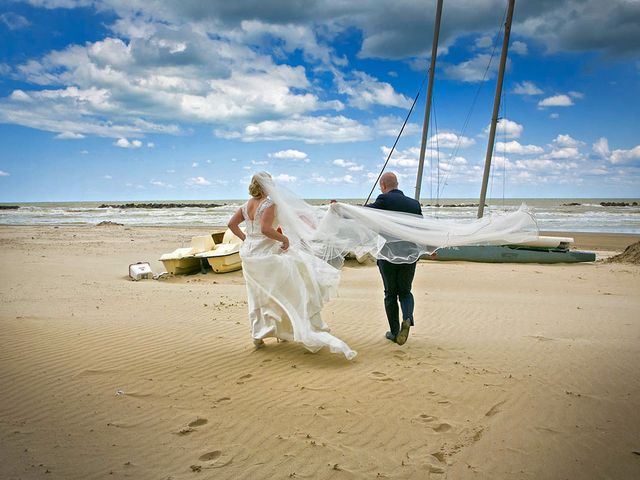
[254,171,539,265]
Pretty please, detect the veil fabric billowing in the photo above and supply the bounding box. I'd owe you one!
[254,171,539,265]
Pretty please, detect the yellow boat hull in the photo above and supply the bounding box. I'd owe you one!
[160,257,201,275]
[205,252,242,273]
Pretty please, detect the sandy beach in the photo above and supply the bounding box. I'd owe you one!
[1,225,639,479]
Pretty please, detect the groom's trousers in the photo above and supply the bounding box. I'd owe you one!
[377,259,417,337]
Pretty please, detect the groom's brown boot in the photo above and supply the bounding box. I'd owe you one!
[395,320,411,345]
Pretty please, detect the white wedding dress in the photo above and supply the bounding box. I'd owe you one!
[239,198,357,360]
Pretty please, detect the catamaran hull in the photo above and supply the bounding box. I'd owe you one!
[160,257,202,275]
[205,252,242,273]
[427,246,596,263]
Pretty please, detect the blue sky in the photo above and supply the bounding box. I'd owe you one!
[0,0,639,202]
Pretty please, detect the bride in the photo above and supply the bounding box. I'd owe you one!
[227,172,357,360]
[228,171,538,361]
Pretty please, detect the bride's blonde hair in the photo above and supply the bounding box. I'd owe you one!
[248,173,270,198]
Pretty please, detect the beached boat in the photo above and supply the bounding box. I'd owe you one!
[159,234,214,275]
[409,0,595,263]
[430,237,596,263]
[195,229,242,273]
[159,230,243,274]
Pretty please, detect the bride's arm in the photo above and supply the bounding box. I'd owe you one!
[260,204,289,251]
[227,208,246,241]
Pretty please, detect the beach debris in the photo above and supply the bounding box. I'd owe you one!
[115,389,125,396]
[129,262,153,280]
[606,241,640,265]
[189,465,202,472]
[96,221,124,226]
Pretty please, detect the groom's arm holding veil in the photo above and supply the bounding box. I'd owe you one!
[365,193,388,210]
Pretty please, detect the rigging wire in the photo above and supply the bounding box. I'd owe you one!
[491,66,509,210]
[432,95,441,208]
[436,4,508,200]
[502,80,507,209]
[364,73,428,205]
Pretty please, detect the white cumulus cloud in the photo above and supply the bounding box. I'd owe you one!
[553,134,583,148]
[513,81,543,95]
[55,131,85,139]
[186,176,211,186]
[495,141,544,155]
[373,115,421,137]
[332,159,364,171]
[115,138,142,148]
[484,119,523,139]
[511,41,528,55]
[336,70,411,109]
[610,145,640,165]
[538,94,574,108]
[215,115,372,144]
[593,137,610,158]
[270,149,309,161]
[274,173,297,183]
[0,13,31,30]
[442,54,499,83]
[428,132,475,149]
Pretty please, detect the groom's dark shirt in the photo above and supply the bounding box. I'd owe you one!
[366,189,423,263]
[366,189,422,216]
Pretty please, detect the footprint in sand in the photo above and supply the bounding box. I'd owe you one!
[196,446,247,469]
[189,418,208,428]
[393,351,410,362]
[485,400,506,417]
[199,451,222,462]
[415,414,451,432]
[369,371,394,381]
[427,464,445,474]
[177,418,208,435]
[431,423,452,433]
[417,414,437,423]
[432,451,446,463]
[527,335,554,342]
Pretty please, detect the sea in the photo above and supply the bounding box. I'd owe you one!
[1,198,639,234]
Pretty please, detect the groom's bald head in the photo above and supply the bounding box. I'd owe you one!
[379,172,398,193]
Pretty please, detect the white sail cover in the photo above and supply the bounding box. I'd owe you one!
[254,172,539,265]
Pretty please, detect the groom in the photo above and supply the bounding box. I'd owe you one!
[366,172,422,345]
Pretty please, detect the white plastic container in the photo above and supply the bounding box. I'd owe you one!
[129,262,153,280]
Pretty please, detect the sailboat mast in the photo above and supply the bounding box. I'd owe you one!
[414,0,444,202]
[477,0,515,218]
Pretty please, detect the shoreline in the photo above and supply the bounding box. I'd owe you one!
[2,225,637,252]
[539,231,639,251]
